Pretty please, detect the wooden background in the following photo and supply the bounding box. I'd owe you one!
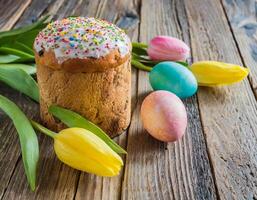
[0,0,257,199]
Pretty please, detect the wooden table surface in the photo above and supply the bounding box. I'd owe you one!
[0,0,257,199]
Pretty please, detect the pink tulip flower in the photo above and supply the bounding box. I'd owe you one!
[147,36,190,61]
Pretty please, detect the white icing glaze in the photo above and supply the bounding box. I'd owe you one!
[34,17,131,63]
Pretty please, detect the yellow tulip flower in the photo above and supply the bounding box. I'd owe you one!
[30,121,123,177]
[54,128,123,176]
[189,61,249,86]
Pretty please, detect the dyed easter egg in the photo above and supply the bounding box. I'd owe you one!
[149,61,198,98]
[140,91,187,142]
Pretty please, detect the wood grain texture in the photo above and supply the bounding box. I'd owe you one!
[1,0,139,199]
[15,0,55,27]
[0,0,32,30]
[0,0,79,199]
[121,0,217,199]
[0,0,44,197]
[220,0,257,96]
[185,0,257,199]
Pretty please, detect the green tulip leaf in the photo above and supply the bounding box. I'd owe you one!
[48,105,127,154]
[15,29,42,50]
[0,47,34,62]
[0,54,20,63]
[2,41,34,56]
[132,54,159,67]
[132,53,151,61]
[132,47,148,56]
[132,42,148,56]
[0,95,39,190]
[0,63,36,75]
[0,15,48,54]
[0,65,39,101]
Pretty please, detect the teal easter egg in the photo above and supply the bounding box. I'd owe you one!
[149,61,197,98]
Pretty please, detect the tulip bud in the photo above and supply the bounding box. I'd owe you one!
[189,61,249,86]
[54,128,123,177]
[147,36,190,61]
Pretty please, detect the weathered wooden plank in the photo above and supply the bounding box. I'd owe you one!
[1,1,78,199]
[220,0,257,96]
[121,0,217,199]
[184,0,257,199]
[74,1,140,200]
[15,0,55,27]
[0,0,32,30]
[48,0,80,19]
[0,0,48,197]
[1,0,139,199]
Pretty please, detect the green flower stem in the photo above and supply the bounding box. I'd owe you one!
[132,42,148,48]
[30,120,56,138]
[131,59,152,72]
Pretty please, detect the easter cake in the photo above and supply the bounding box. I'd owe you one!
[34,17,131,138]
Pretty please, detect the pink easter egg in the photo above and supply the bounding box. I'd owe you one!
[140,91,187,142]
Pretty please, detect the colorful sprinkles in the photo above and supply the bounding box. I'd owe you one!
[34,17,131,63]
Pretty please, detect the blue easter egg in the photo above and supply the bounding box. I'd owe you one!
[149,61,198,98]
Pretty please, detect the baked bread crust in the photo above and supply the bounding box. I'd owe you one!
[37,58,131,138]
[35,48,131,73]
